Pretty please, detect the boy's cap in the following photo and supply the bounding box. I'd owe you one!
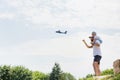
[92,31,96,35]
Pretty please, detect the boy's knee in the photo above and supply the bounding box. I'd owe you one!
[93,62,99,67]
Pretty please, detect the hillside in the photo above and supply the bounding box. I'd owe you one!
[79,69,120,80]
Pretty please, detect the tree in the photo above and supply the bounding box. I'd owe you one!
[61,73,76,80]
[49,63,62,80]
[11,66,32,80]
[32,71,49,80]
[0,65,11,80]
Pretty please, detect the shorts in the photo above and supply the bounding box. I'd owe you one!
[94,55,102,64]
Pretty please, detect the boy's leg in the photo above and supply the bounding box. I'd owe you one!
[93,62,101,76]
[93,62,96,75]
[93,55,102,76]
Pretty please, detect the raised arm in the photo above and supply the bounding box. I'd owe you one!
[82,40,93,48]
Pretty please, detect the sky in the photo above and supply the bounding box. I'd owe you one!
[0,0,120,79]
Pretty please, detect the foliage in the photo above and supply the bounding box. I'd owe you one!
[0,65,11,80]
[101,69,114,75]
[32,71,49,80]
[86,74,93,78]
[79,77,93,80]
[0,64,76,80]
[114,74,120,80]
[61,73,76,80]
[0,65,32,80]
[79,74,93,80]
[11,66,32,80]
[79,69,120,80]
[49,63,62,80]
[49,63,76,80]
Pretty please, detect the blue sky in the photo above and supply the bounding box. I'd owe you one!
[0,0,120,79]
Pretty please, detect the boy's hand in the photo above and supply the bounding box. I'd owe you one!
[82,39,93,48]
[82,40,85,42]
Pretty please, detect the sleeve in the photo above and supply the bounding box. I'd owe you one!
[95,40,101,45]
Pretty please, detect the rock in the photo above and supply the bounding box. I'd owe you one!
[113,59,120,75]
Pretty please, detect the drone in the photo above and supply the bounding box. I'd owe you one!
[56,30,67,34]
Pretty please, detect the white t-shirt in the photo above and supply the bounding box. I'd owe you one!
[94,36,102,43]
[93,40,102,56]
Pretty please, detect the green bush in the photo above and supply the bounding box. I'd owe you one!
[101,69,114,75]
[86,74,93,78]
[79,78,86,80]
[114,74,120,80]
[79,69,114,80]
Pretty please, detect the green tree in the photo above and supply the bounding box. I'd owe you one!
[11,66,32,80]
[32,71,49,80]
[61,73,76,80]
[49,63,62,80]
[0,65,11,80]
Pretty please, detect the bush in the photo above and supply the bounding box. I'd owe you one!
[79,69,114,80]
[86,74,93,78]
[101,69,114,75]
[114,74,120,80]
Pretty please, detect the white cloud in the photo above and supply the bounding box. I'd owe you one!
[114,32,120,36]
[91,0,120,29]
[0,13,15,20]
[0,32,88,56]
[4,0,120,29]
[3,32,120,58]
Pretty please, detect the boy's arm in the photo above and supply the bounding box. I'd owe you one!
[82,40,93,48]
